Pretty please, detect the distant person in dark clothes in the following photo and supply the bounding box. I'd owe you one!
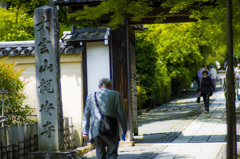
[196,65,205,103]
[199,70,215,114]
[197,65,205,93]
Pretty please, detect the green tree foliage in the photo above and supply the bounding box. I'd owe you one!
[1,0,49,15]
[0,0,100,40]
[68,0,153,29]
[162,0,240,61]
[136,29,172,108]
[136,23,208,102]
[206,46,226,67]
[67,0,240,59]
[67,0,227,29]
[0,58,35,125]
[0,0,50,41]
[0,7,34,41]
[152,23,204,96]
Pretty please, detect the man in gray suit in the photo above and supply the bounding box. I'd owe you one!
[82,78,127,159]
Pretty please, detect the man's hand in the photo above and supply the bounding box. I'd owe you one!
[121,131,126,141]
[199,92,201,95]
[83,134,88,138]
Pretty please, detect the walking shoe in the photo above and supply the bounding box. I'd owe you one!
[205,111,209,114]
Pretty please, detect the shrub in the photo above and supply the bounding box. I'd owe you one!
[136,85,147,110]
[0,58,35,125]
[136,32,172,109]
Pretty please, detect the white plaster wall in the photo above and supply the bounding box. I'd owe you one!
[61,62,82,119]
[60,55,83,122]
[87,42,110,94]
[60,55,83,147]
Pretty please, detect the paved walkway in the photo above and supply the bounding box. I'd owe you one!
[81,88,240,159]
[153,91,229,159]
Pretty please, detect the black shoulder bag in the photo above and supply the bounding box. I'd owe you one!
[94,92,118,136]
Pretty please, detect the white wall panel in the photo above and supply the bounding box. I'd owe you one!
[87,42,110,94]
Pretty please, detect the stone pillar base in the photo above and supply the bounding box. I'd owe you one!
[28,151,75,159]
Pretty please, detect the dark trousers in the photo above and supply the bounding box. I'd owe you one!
[197,77,202,93]
[93,135,119,159]
[212,79,216,91]
[203,94,210,111]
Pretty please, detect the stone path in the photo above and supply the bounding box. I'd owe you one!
[153,91,229,159]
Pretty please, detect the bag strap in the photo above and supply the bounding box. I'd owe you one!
[94,92,102,116]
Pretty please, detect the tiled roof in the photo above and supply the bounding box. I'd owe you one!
[0,27,109,57]
[62,27,110,43]
[0,41,84,57]
[52,0,102,4]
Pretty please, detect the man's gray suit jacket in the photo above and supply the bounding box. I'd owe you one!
[82,87,127,140]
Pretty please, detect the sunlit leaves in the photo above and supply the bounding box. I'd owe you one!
[136,23,210,96]
[0,7,34,41]
[68,0,153,29]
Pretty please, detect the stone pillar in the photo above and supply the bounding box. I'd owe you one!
[29,5,75,158]
[34,5,63,151]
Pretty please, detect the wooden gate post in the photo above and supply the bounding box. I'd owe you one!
[226,0,237,158]
[111,21,136,143]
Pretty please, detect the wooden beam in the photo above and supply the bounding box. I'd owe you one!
[129,15,197,24]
